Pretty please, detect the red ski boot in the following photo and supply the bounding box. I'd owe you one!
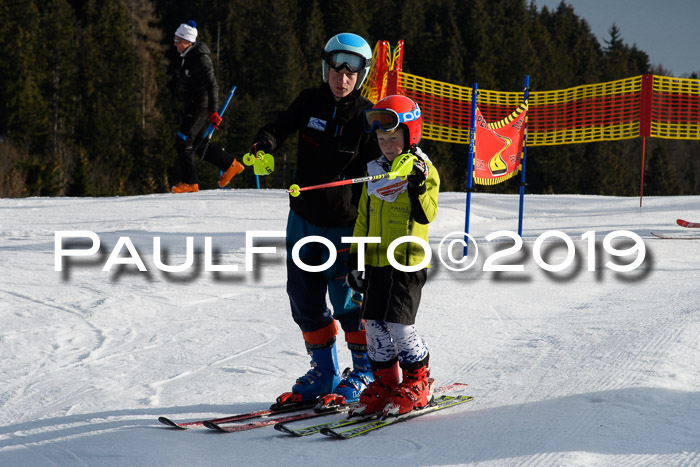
[382,358,433,417]
[348,359,399,417]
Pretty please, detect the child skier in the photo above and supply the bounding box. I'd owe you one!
[346,94,440,418]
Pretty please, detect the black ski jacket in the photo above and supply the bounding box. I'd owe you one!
[178,41,218,114]
[255,83,379,227]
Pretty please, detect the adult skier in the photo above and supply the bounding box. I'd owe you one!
[171,20,244,193]
[250,33,380,407]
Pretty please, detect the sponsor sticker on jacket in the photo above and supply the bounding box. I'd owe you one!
[307,117,327,131]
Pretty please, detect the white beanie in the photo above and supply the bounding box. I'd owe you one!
[175,20,197,43]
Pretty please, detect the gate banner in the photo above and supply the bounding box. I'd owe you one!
[473,102,528,185]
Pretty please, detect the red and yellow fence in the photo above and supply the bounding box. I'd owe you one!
[362,42,700,145]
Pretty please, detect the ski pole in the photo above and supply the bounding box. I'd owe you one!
[288,153,416,197]
[198,85,236,158]
[242,150,275,176]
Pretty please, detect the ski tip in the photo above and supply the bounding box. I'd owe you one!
[650,231,700,240]
[274,424,303,436]
[273,423,290,434]
[203,421,225,432]
[433,382,469,395]
[319,427,344,439]
[269,398,317,412]
[157,416,185,429]
[676,218,700,228]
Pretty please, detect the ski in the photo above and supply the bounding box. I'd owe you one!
[650,232,700,240]
[320,395,473,439]
[677,219,700,228]
[275,382,469,437]
[204,406,346,433]
[157,399,317,430]
[274,414,368,437]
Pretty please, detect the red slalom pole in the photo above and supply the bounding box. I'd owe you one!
[288,172,397,197]
[287,153,416,197]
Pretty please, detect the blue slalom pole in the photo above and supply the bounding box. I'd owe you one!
[199,85,236,158]
[202,85,236,140]
[517,76,529,237]
[464,83,478,256]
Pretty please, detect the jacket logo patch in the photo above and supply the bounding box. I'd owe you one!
[377,181,408,197]
[307,117,327,132]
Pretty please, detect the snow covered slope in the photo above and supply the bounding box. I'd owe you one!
[1,190,698,466]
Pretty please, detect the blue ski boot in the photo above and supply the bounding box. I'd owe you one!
[316,346,373,409]
[275,342,340,409]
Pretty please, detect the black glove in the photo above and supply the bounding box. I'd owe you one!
[251,139,272,155]
[345,253,366,293]
[346,270,366,294]
[407,158,429,196]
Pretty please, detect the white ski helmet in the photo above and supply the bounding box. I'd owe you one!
[321,33,372,90]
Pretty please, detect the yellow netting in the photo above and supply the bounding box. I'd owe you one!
[400,72,474,144]
[363,41,700,144]
[398,72,644,146]
[650,75,700,140]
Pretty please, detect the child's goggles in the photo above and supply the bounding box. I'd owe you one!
[322,51,370,74]
[363,107,421,133]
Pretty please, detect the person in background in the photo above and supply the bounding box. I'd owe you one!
[171,20,243,193]
[250,33,380,408]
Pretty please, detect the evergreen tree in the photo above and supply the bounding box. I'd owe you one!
[38,0,79,195]
[75,0,141,195]
[601,23,649,79]
[645,144,681,196]
[540,2,602,88]
[298,0,326,85]
[1,1,64,196]
[120,0,171,193]
[66,148,95,196]
[322,0,375,42]
[459,0,497,90]
[0,0,697,197]
[0,141,29,198]
[3,1,50,151]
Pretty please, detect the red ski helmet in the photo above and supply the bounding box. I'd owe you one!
[364,95,422,147]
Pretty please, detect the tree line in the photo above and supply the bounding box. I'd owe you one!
[1,0,698,198]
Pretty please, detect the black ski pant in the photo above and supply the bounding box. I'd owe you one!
[176,108,234,184]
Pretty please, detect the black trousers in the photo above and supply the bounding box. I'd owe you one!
[176,108,234,184]
[362,266,427,325]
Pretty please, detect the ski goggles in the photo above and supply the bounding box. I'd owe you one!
[363,107,421,133]
[322,51,370,74]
